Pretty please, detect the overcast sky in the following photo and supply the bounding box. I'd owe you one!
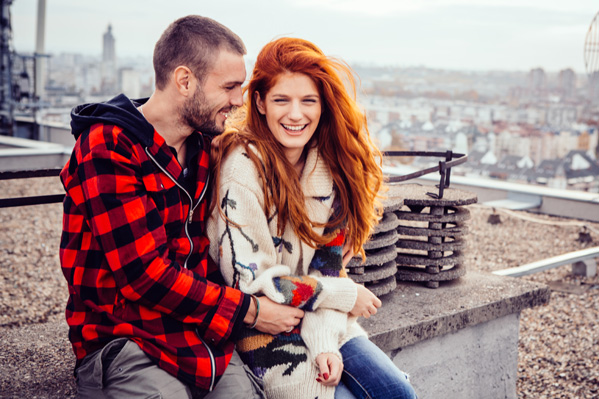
[10,0,599,73]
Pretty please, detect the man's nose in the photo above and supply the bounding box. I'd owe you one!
[230,86,243,107]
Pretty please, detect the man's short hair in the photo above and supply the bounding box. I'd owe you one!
[153,15,246,90]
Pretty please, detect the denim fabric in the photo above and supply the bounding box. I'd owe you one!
[336,336,417,399]
[335,380,358,399]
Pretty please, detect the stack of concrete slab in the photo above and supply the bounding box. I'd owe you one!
[346,185,403,296]
[394,183,477,288]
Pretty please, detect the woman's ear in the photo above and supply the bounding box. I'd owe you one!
[255,91,266,115]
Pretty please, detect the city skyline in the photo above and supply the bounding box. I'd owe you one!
[11,0,599,74]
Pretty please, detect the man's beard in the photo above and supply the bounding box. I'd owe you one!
[181,87,224,138]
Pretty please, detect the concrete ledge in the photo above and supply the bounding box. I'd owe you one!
[360,270,550,351]
[1,271,549,398]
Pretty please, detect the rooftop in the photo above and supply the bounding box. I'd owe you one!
[0,176,598,398]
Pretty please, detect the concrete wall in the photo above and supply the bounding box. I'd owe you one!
[0,135,71,171]
[359,271,549,399]
[392,313,520,399]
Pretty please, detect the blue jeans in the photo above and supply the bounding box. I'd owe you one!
[335,336,417,399]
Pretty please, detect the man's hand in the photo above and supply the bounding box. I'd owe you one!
[244,296,304,335]
[349,284,382,318]
[315,353,343,386]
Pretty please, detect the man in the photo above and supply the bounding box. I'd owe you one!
[59,15,304,398]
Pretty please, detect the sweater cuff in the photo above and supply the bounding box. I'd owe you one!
[318,277,357,313]
[300,310,345,362]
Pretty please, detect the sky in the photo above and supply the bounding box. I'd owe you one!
[10,0,599,73]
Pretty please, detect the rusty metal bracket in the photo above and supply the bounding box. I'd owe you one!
[382,151,468,199]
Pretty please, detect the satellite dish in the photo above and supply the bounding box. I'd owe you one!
[583,10,599,116]
[584,11,599,78]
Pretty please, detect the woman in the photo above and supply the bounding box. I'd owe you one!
[207,38,416,399]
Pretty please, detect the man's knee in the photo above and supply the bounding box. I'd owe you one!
[76,339,192,399]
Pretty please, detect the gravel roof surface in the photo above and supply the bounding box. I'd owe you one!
[1,177,598,398]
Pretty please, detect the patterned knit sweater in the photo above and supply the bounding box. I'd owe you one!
[207,145,366,399]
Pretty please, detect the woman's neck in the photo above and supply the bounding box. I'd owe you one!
[287,148,307,176]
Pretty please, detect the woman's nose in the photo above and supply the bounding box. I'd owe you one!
[288,101,302,120]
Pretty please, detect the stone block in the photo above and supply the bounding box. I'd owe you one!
[571,259,597,277]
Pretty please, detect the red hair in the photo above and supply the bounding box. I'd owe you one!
[212,37,384,257]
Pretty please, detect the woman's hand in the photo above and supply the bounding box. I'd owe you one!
[315,353,343,386]
[349,284,382,318]
[342,239,354,268]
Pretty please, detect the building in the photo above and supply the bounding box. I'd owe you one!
[558,68,576,99]
[528,68,546,97]
[120,68,141,99]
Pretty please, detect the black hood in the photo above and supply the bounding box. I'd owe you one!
[70,94,154,147]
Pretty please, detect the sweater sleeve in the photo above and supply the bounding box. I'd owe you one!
[300,308,348,363]
[207,148,354,311]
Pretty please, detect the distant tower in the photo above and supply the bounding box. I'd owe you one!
[558,68,576,99]
[103,24,115,64]
[101,24,117,94]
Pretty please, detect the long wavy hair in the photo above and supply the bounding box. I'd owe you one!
[211,37,384,258]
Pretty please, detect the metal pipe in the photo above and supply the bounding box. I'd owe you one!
[34,0,46,100]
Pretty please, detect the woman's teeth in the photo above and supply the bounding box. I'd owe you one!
[283,124,305,131]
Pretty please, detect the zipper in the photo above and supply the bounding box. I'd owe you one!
[145,148,209,268]
[146,147,216,390]
[198,327,217,391]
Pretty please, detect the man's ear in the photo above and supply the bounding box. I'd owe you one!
[173,66,195,96]
[255,91,266,115]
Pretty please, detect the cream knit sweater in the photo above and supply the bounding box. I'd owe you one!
[207,144,366,399]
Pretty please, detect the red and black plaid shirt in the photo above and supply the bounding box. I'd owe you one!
[60,121,249,390]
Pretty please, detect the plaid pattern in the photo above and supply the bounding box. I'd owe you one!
[60,122,249,389]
